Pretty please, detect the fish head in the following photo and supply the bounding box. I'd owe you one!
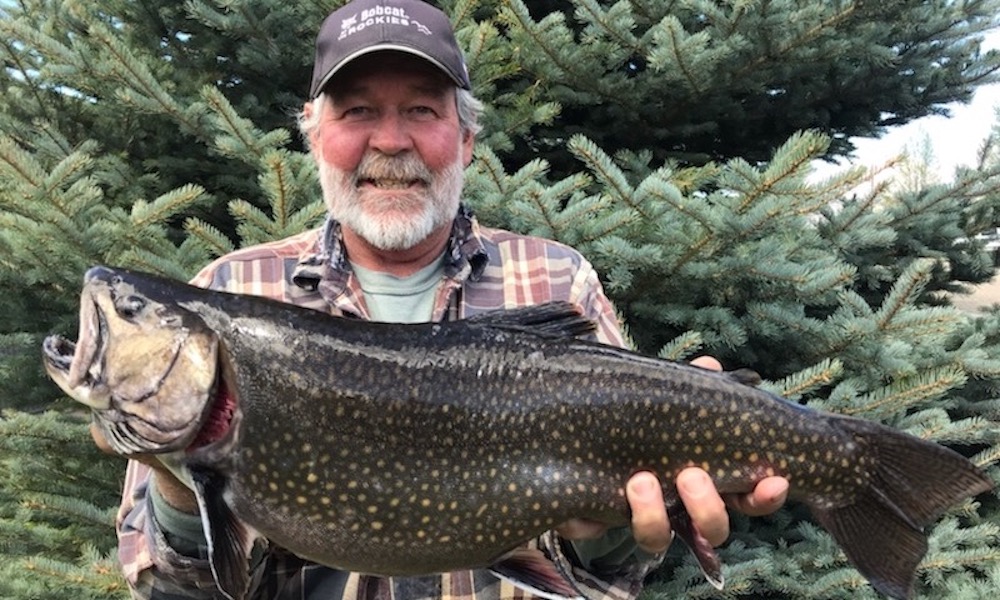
[43,266,219,455]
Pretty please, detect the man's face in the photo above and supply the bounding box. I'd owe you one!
[308,52,475,251]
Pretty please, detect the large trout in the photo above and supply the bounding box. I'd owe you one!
[42,266,992,600]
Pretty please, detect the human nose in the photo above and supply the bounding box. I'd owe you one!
[369,113,412,155]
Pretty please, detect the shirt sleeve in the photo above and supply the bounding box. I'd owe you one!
[116,461,222,599]
[568,257,627,348]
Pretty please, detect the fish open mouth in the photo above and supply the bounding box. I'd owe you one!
[42,296,109,409]
[42,335,77,372]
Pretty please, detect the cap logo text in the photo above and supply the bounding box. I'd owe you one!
[339,5,432,40]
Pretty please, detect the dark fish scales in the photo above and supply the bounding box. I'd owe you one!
[42,266,993,600]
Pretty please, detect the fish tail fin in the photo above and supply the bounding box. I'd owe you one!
[810,417,993,600]
[190,466,254,600]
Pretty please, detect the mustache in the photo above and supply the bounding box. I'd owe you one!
[353,152,433,184]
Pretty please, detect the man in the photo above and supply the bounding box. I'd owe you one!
[99,0,788,598]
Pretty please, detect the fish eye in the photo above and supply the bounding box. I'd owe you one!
[116,295,147,319]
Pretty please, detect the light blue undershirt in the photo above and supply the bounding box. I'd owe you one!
[350,256,445,323]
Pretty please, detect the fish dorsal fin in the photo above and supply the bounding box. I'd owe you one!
[189,466,253,600]
[469,302,597,339]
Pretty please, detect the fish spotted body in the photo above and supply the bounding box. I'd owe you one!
[43,266,993,600]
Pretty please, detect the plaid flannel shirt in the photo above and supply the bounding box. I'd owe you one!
[116,206,664,600]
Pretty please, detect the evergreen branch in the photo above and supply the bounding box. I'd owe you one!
[919,548,1000,579]
[285,202,329,236]
[568,135,634,208]
[767,359,843,401]
[230,198,295,245]
[129,184,206,230]
[732,131,828,215]
[819,165,895,238]
[82,19,199,131]
[640,178,714,232]
[843,368,968,418]
[0,134,45,190]
[19,492,116,528]
[117,249,198,281]
[472,146,511,193]
[667,232,716,277]
[573,0,640,56]
[731,4,858,81]
[879,307,965,338]
[0,35,54,126]
[201,86,289,162]
[260,150,294,229]
[451,0,477,26]
[971,446,1000,470]
[656,331,703,361]
[654,16,706,95]
[873,259,935,331]
[907,416,1000,446]
[498,0,618,103]
[573,210,639,247]
[22,554,127,597]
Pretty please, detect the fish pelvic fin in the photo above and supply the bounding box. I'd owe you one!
[666,499,724,589]
[489,547,587,600]
[469,302,596,339]
[811,417,994,600]
[190,466,253,600]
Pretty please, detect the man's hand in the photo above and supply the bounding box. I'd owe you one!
[558,356,790,554]
[559,468,789,552]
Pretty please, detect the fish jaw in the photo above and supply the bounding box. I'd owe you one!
[42,266,220,455]
[43,292,110,409]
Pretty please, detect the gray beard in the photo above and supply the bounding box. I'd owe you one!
[318,151,464,251]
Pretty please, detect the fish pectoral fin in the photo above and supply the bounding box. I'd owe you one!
[489,547,587,600]
[667,500,724,589]
[190,466,253,600]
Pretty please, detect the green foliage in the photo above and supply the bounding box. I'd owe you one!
[0,411,127,599]
[489,0,1000,174]
[2,0,1000,598]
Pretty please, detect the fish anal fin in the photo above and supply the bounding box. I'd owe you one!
[489,547,586,600]
[190,466,252,600]
[666,500,724,589]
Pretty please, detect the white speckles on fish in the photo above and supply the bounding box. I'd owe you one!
[42,266,994,600]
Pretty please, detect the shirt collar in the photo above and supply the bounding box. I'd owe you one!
[291,204,489,294]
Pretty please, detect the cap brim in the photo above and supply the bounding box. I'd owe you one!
[312,44,468,97]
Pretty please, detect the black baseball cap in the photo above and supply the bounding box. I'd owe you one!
[309,0,471,98]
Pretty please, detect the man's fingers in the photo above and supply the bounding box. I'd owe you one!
[689,356,723,371]
[676,467,729,547]
[555,518,608,540]
[627,471,672,554]
[725,476,789,516]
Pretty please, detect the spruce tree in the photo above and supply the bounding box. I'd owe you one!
[2,1,1000,598]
